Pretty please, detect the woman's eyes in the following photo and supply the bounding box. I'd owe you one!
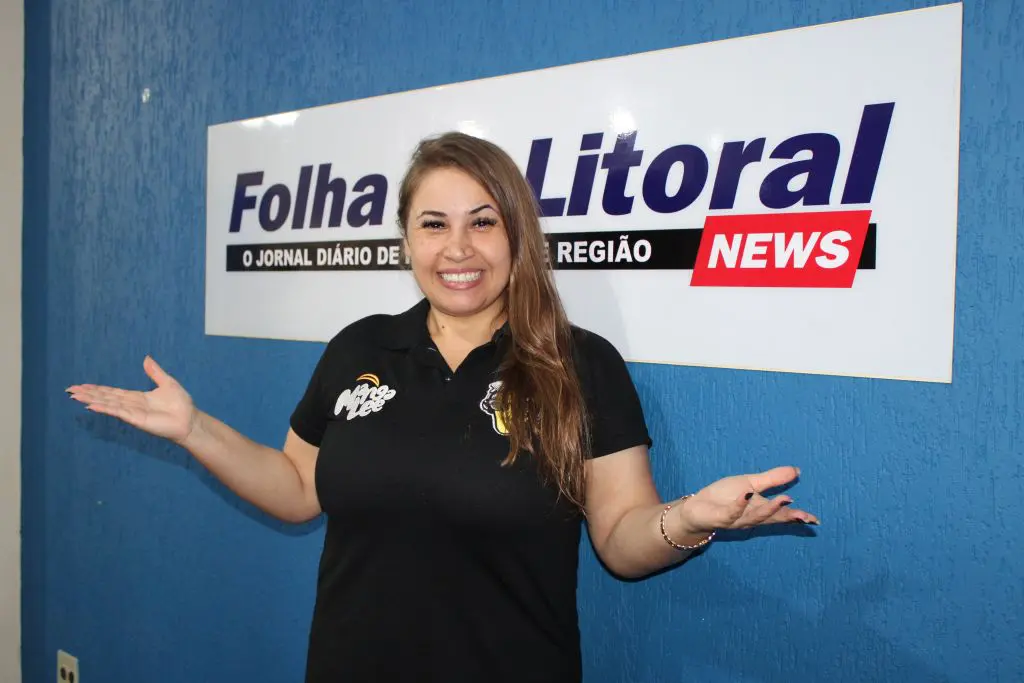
[420,217,498,230]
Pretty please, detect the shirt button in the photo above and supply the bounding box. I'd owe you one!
[444,375,452,382]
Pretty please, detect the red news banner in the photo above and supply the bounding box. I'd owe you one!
[690,210,872,288]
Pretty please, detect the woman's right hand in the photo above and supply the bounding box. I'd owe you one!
[67,356,198,446]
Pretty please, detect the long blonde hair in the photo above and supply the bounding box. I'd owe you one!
[397,132,591,509]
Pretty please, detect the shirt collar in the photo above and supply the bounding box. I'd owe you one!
[378,297,432,350]
[379,298,510,350]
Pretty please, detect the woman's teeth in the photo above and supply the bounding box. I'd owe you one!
[441,271,482,283]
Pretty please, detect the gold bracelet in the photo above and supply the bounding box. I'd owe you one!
[660,494,715,551]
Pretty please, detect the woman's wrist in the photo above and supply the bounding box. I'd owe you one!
[177,408,206,451]
[660,495,716,551]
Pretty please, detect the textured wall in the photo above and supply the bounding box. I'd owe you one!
[22,1,1023,682]
[1,0,22,680]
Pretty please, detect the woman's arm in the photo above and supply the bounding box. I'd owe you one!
[68,356,323,524]
[182,416,322,523]
[584,448,816,579]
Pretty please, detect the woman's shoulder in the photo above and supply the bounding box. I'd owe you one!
[322,299,430,354]
[569,324,622,352]
[568,324,630,368]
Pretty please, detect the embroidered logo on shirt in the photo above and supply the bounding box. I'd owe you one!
[334,373,397,421]
[480,381,511,436]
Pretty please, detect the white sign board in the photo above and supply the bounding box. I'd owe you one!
[205,4,962,383]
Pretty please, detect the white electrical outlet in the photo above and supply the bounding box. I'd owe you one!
[57,650,79,683]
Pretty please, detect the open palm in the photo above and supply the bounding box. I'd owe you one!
[67,356,197,445]
[682,466,819,531]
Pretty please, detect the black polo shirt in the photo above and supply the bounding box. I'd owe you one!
[290,298,651,683]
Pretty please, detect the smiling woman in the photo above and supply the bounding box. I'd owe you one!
[395,134,588,508]
[404,170,512,323]
[66,130,818,683]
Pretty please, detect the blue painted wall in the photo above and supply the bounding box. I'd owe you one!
[22,1,1022,681]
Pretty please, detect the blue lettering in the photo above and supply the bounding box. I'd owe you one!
[841,102,895,204]
[525,138,566,217]
[229,172,262,233]
[519,102,893,219]
[227,164,389,232]
[567,133,603,216]
[600,131,644,215]
[642,144,708,213]
[259,184,291,231]
[759,133,841,209]
[709,139,766,210]
[291,165,313,230]
[348,174,388,227]
[310,164,346,228]
[226,102,895,233]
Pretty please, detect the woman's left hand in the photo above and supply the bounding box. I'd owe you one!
[677,466,819,533]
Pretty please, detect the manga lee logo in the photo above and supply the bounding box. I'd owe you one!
[333,373,397,421]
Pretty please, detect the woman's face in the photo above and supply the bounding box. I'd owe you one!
[404,167,512,321]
